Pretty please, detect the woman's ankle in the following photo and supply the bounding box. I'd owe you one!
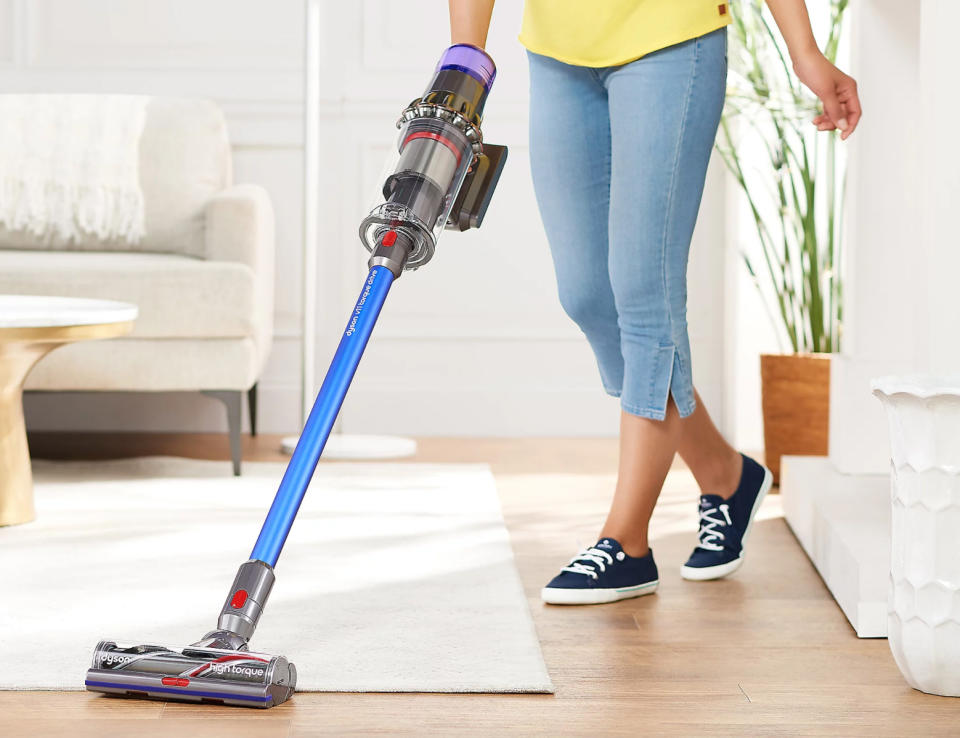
[597,529,649,558]
[708,449,742,499]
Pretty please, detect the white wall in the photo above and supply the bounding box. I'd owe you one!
[12,0,730,438]
[722,178,780,451]
[830,0,960,474]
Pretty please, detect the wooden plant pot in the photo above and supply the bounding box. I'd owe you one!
[760,353,831,484]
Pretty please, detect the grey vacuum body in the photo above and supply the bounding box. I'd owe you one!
[84,44,505,710]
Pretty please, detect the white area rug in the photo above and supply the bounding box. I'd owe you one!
[0,458,552,693]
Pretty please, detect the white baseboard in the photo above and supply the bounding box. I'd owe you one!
[780,455,890,638]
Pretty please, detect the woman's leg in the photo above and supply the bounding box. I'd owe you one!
[531,51,666,604]
[527,52,624,399]
[600,390,742,555]
[677,388,742,498]
[600,29,728,556]
[599,403,683,556]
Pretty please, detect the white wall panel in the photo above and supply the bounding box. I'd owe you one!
[27,0,302,70]
[0,0,15,65]
[342,337,615,437]
[13,0,729,438]
[830,0,960,474]
[687,158,731,435]
[361,1,437,74]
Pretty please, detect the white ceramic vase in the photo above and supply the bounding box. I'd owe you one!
[873,376,960,697]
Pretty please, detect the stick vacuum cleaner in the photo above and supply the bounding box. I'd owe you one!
[84,44,507,709]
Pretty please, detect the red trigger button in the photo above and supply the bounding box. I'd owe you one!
[231,589,248,608]
[382,230,397,247]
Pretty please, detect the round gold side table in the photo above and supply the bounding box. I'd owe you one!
[0,296,137,526]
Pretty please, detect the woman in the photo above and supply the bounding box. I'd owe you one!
[449,0,861,605]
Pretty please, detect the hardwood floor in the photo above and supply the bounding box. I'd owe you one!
[5,434,957,736]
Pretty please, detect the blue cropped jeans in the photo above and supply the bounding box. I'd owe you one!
[528,28,727,420]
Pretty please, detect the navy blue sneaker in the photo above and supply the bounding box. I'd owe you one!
[541,538,659,605]
[681,453,773,581]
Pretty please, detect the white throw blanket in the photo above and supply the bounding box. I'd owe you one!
[0,94,149,244]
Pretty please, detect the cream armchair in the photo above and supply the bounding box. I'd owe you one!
[0,97,274,475]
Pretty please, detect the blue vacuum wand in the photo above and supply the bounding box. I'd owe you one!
[85,44,507,708]
[251,264,395,567]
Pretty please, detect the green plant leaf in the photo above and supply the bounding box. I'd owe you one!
[716,0,847,353]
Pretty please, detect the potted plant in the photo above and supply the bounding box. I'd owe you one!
[715,0,848,482]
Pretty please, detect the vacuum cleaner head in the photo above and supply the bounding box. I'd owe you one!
[85,640,296,708]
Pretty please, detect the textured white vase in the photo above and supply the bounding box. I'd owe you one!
[872,376,960,697]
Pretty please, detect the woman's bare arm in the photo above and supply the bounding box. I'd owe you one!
[765,0,862,139]
[448,0,495,48]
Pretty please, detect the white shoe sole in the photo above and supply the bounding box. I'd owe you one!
[541,580,658,605]
[680,463,774,582]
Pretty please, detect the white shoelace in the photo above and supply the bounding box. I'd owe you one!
[561,547,614,580]
[696,502,733,551]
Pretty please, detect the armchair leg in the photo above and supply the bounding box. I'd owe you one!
[202,390,243,476]
[248,383,258,437]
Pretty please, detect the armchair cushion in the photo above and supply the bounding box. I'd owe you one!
[25,337,260,392]
[204,183,275,355]
[0,249,255,339]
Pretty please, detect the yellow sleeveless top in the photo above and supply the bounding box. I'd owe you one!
[519,0,731,68]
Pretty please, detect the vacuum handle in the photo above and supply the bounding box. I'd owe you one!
[446,143,508,232]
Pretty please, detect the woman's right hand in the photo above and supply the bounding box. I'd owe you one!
[791,49,862,140]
